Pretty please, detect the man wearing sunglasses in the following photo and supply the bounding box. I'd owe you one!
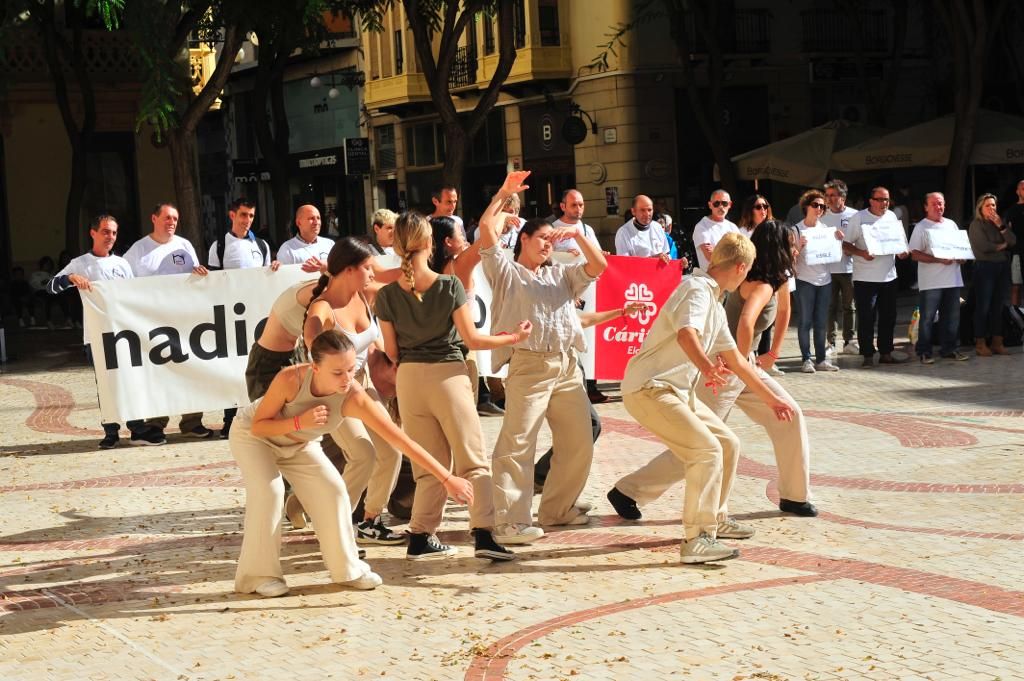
[842,187,910,367]
[615,194,673,263]
[822,180,859,356]
[693,190,740,271]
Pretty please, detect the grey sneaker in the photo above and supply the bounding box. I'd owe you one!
[716,517,756,539]
[680,533,738,564]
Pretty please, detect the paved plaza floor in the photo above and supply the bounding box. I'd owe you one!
[1,321,1022,680]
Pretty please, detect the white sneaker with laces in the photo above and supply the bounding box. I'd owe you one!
[766,365,785,377]
[825,344,835,357]
[801,359,816,373]
[815,359,840,372]
[716,517,756,539]
[842,341,860,355]
[680,533,738,564]
[340,571,383,590]
[494,523,545,545]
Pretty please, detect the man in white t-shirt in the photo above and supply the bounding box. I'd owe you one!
[909,192,969,364]
[430,185,464,231]
[842,187,910,367]
[822,180,859,355]
[692,190,740,271]
[208,198,280,438]
[552,189,601,255]
[276,204,335,271]
[123,202,214,440]
[615,194,671,262]
[47,214,143,449]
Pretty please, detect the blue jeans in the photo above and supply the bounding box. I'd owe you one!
[795,279,831,362]
[916,287,961,357]
[972,260,1010,338]
[854,279,899,356]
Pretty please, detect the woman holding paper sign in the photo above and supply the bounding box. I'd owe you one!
[478,170,608,545]
[794,190,842,373]
[968,193,1017,356]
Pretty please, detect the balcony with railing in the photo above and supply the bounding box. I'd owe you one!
[688,8,771,55]
[0,29,144,82]
[801,9,888,52]
[449,45,478,89]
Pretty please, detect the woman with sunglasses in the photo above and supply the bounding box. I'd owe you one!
[968,193,1016,356]
[794,189,841,373]
[737,195,786,376]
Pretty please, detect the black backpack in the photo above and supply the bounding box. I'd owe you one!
[213,232,269,269]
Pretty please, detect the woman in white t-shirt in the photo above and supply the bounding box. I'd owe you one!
[793,190,841,373]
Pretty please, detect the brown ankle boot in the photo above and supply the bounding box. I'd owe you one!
[991,336,1009,355]
[975,338,993,356]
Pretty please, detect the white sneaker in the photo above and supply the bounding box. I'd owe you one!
[573,500,594,513]
[801,359,816,373]
[340,571,382,590]
[255,578,289,598]
[842,341,860,355]
[825,344,835,357]
[766,365,785,377]
[680,533,738,564]
[815,359,840,372]
[494,523,545,545]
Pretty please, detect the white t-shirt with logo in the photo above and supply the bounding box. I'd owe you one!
[208,232,270,270]
[552,218,600,252]
[821,206,858,275]
[48,251,135,341]
[615,220,670,258]
[124,234,200,277]
[843,209,900,283]
[692,216,740,271]
[276,235,335,266]
[909,218,965,291]
[794,221,833,287]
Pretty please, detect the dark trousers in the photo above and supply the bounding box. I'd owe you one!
[916,287,961,357]
[756,325,773,356]
[972,260,1010,338]
[854,279,899,356]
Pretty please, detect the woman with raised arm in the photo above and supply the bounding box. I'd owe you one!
[375,213,532,561]
[477,171,608,545]
[230,329,474,597]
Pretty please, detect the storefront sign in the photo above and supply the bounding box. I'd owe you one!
[344,137,371,175]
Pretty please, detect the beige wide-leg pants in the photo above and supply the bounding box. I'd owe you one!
[332,370,402,518]
[695,355,811,504]
[615,387,739,540]
[492,349,594,527]
[230,426,369,593]
[396,361,495,534]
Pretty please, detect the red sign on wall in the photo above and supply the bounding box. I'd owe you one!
[593,255,685,381]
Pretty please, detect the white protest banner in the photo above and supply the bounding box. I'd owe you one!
[800,226,844,265]
[82,265,315,423]
[926,228,975,260]
[862,219,909,256]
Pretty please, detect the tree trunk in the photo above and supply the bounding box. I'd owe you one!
[252,35,292,244]
[441,123,468,189]
[166,130,202,247]
[65,142,88,255]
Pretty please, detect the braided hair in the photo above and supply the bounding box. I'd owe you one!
[393,212,433,301]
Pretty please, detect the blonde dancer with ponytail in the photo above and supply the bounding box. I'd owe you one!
[375,212,533,561]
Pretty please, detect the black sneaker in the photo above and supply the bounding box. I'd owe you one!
[98,433,120,450]
[406,533,457,561]
[779,498,819,517]
[358,548,367,559]
[477,401,504,417]
[129,428,166,446]
[356,516,406,545]
[472,528,515,561]
[220,420,233,440]
[185,425,216,439]
[607,487,642,520]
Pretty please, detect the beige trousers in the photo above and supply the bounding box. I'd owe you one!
[230,426,369,593]
[695,355,811,503]
[492,349,594,527]
[616,387,740,540]
[396,361,495,534]
[332,369,402,518]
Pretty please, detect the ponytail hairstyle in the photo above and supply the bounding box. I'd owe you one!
[429,216,459,273]
[746,219,795,291]
[302,236,375,329]
[393,211,433,301]
[310,328,355,364]
[512,217,554,265]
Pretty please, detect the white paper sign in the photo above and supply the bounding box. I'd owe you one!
[800,226,843,265]
[862,220,909,256]
[82,265,314,422]
[926,229,975,260]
